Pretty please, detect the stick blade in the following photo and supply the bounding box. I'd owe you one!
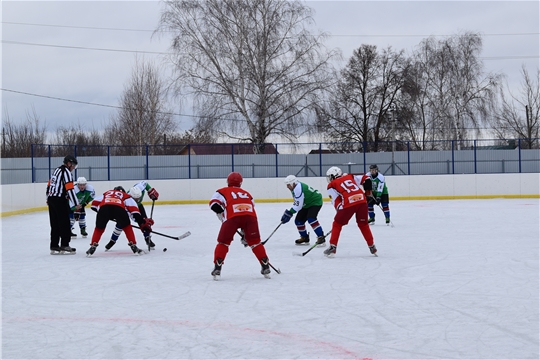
[175,231,191,240]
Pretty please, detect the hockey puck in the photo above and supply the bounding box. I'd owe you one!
[163,248,167,252]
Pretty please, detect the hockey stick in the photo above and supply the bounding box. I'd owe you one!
[261,223,282,245]
[132,224,191,241]
[376,203,394,227]
[234,230,280,274]
[293,230,332,257]
[148,200,155,251]
[268,262,281,274]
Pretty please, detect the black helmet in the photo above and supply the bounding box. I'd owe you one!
[369,164,378,170]
[63,155,78,165]
[114,186,126,192]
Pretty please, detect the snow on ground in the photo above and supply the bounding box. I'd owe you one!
[2,199,539,359]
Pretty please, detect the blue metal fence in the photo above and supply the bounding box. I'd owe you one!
[1,139,538,184]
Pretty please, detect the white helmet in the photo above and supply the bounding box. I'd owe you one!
[326,166,343,183]
[284,175,297,186]
[129,186,142,200]
[76,177,87,185]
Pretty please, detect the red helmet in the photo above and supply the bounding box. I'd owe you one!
[227,172,243,187]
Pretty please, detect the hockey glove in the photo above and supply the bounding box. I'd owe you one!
[281,209,293,224]
[375,197,382,205]
[148,188,159,201]
[140,218,154,233]
[216,212,225,223]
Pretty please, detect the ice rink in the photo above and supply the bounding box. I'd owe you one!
[2,199,539,359]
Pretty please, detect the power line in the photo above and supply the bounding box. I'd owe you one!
[3,40,538,61]
[1,88,201,119]
[1,89,531,132]
[2,40,167,55]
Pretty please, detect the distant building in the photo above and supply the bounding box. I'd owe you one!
[178,143,279,155]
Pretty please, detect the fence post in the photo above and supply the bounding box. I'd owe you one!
[407,141,410,175]
[319,143,322,176]
[48,145,51,180]
[188,144,191,179]
[518,138,522,173]
[231,144,234,172]
[107,146,110,181]
[145,145,149,180]
[31,144,35,183]
[474,140,477,174]
[451,140,455,174]
[275,143,279,178]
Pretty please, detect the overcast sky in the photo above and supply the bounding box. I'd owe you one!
[2,1,539,136]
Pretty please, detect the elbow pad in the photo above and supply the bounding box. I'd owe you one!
[211,203,225,214]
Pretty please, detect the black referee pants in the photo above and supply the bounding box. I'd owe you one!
[48,196,72,248]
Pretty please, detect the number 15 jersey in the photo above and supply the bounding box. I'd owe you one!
[327,174,369,210]
[209,187,257,220]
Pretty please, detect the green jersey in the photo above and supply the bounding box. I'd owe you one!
[71,184,95,211]
[366,172,388,197]
[288,182,323,214]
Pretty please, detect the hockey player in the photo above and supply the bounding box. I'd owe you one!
[47,155,80,254]
[104,181,159,251]
[209,172,272,280]
[366,164,391,225]
[86,186,153,256]
[324,166,377,258]
[69,177,95,238]
[281,175,327,247]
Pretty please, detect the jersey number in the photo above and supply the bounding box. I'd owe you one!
[340,180,360,193]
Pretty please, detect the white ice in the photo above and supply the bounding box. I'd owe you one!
[2,199,539,359]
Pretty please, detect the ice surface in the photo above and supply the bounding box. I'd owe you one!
[2,199,539,359]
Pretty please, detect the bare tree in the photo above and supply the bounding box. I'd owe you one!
[491,66,540,149]
[404,32,500,149]
[156,0,339,153]
[316,44,408,151]
[52,124,107,156]
[1,106,47,157]
[105,58,176,155]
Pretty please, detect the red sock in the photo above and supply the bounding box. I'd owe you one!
[359,224,374,246]
[91,228,104,245]
[329,222,343,246]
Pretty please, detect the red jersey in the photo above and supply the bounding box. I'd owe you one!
[91,189,141,215]
[327,174,369,210]
[209,186,257,220]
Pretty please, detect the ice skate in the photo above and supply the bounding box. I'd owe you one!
[71,231,77,238]
[50,246,62,255]
[369,244,378,257]
[316,235,326,247]
[104,240,116,251]
[260,258,271,279]
[385,218,390,226]
[323,244,337,258]
[86,242,98,257]
[212,258,223,280]
[144,235,155,250]
[295,235,310,246]
[368,218,375,225]
[80,227,88,238]
[128,242,144,255]
[59,246,76,254]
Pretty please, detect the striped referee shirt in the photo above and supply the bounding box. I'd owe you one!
[47,165,79,207]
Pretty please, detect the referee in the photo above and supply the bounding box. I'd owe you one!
[47,155,81,254]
